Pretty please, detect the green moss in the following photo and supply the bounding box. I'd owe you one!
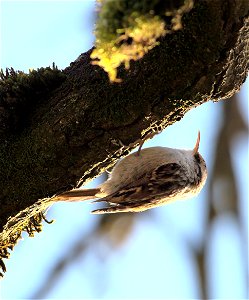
[0,127,62,215]
[0,131,57,275]
[0,65,66,139]
[0,64,66,99]
[91,0,194,82]
[0,211,53,277]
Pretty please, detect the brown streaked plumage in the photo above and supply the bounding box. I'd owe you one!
[55,131,207,214]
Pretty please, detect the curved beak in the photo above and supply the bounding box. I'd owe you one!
[193,131,200,154]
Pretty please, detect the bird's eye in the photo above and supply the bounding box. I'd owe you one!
[194,153,201,163]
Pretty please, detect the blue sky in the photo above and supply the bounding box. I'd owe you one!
[0,1,248,299]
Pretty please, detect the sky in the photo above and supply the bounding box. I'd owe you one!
[0,1,248,299]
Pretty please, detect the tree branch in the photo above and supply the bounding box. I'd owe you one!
[0,0,248,275]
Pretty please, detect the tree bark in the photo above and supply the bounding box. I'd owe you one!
[0,0,248,266]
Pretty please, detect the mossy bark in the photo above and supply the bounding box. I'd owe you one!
[0,0,248,273]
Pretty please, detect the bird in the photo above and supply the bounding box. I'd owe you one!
[55,131,207,214]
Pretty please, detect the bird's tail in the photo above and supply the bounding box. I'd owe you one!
[54,188,100,202]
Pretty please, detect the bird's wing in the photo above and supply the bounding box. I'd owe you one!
[91,163,187,214]
[149,162,188,193]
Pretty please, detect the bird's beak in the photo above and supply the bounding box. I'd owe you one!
[193,131,200,154]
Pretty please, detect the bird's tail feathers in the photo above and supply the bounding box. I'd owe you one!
[55,188,100,202]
